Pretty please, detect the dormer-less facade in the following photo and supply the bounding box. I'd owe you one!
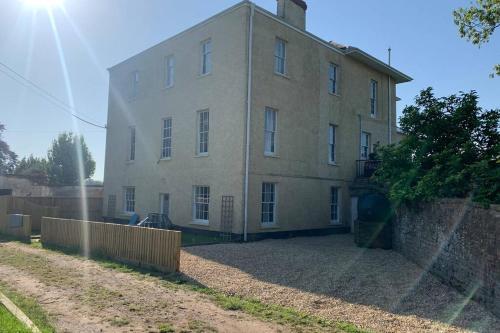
[103,0,411,240]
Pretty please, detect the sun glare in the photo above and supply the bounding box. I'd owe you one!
[21,0,63,8]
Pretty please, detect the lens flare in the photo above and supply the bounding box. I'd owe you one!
[21,0,63,8]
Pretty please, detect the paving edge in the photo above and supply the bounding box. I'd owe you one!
[0,290,41,333]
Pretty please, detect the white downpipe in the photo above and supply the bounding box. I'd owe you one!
[388,75,392,144]
[243,3,255,242]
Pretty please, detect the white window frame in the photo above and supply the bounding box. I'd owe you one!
[328,124,336,164]
[128,126,136,161]
[192,186,210,225]
[264,108,277,156]
[196,110,209,156]
[329,63,338,94]
[370,80,378,117]
[165,55,175,88]
[361,131,371,160]
[261,183,277,225]
[274,38,287,75]
[124,187,135,214]
[161,118,172,159]
[200,39,212,76]
[330,187,341,224]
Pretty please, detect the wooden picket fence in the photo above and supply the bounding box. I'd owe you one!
[8,197,103,232]
[41,217,181,272]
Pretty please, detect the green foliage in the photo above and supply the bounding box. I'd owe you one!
[47,132,95,186]
[15,155,49,185]
[453,0,500,77]
[374,88,500,206]
[0,123,18,175]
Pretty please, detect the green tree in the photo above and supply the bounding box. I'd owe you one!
[453,0,500,77]
[374,88,500,206]
[47,132,96,186]
[0,123,17,175]
[15,155,49,185]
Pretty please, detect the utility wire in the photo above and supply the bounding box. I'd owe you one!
[0,60,107,129]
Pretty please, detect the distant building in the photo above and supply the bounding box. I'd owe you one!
[103,0,411,240]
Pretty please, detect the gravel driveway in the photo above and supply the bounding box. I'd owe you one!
[181,234,500,333]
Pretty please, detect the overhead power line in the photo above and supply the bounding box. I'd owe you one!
[0,60,107,129]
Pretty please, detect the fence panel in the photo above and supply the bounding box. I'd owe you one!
[41,217,181,272]
[0,215,31,240]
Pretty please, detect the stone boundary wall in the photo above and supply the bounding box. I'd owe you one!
[394,199,500,316]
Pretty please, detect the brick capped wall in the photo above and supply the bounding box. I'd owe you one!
[394,199,500,317]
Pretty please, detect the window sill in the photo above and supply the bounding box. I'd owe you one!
[274,72,290,80]
[162,84,174,91]
[159,157,172,162]
[195,153,209,158]
[370,114,377,119]
[329,92,341,97]
[330,221,342,226]
[264,153,279,158]
[260,223,279,229]
[198,72,212,79]
[190,220,209,226]
[328,162,339,167]
[126,160,135,165]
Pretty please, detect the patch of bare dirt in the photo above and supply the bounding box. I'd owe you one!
[181,235,500,333]
[0,242,291,333]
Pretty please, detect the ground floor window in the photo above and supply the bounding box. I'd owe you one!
[330,187,340,224]
[160,193,170,216]
[193,186,209,223]
[261,183,276,225]
[124,187,135,213]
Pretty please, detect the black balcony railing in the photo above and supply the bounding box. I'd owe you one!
[356,159,381,178]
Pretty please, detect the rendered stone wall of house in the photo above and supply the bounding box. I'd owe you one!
[394,199,500,316]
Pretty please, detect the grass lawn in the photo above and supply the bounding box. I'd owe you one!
[0,304,31,333]
[0,282,55,333]
[181,232,224,246]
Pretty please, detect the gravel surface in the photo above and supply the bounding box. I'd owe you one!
[0,242,292,333]
[181,234,500,333]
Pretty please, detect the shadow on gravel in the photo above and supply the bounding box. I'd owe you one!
[182,234,500,333]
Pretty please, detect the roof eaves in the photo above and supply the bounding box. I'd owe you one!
[344,47,412,83]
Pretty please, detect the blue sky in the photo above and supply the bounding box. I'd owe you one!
[0,0,498,180]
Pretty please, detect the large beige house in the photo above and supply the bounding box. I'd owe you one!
[103,0,411,240]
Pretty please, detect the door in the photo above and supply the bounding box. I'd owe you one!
[350,197,358,233]
[160,193,170,217]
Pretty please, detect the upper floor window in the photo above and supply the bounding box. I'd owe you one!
[330,187,340,224]
[264,108,277,156]
[274,38,286,75]
[129,126,136,161]
[161,118,172,159]
[370,80,378,117]
[193,186,210,224]
[197,110,209,155]
[329,63,338,94]
[165,55,175,88]
[261,183,276,225]
[328,124,336,164]
[124,187,135,213]
[360,131,371,160]
[201,39,212,75]
[131,71,139,98]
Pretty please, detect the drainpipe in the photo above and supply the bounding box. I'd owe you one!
[387,75,392,144]
[387,48,392,144]
[243,3,255,242]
